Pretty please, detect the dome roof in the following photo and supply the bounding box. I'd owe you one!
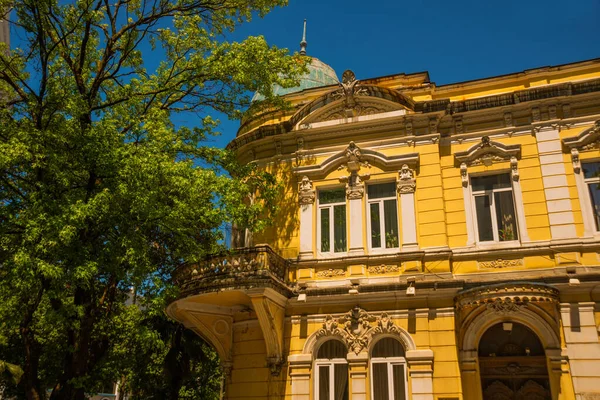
[251,57,339,102]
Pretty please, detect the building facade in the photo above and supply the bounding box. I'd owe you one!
[167,55,600,400]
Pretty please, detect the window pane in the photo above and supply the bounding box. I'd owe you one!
[471,174,511,191]
[384,199,399,248]
[583,162,600,179]
[368,183,397,199]
[334,205,347,252]
[588,183,600,231]
[334,364,349,400]
[372,338,405,358]
[319,365,330,400]
[494,191,518,241]
[370,203,381,248]
[319,189,346,204]
[317,340,347,359]
[392,364,406,400]
[320,208,330,252]
[475,195,494,242]
[372,363,389,400]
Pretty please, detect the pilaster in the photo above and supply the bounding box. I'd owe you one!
[288,354,312,400]
[347,351,369,400]
[406,349,434,400]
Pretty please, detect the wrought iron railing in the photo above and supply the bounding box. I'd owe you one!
[172,245,290,294]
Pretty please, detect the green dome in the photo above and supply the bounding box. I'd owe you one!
[252,57,339,102]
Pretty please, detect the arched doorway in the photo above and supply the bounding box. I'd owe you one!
[478,322,551,400]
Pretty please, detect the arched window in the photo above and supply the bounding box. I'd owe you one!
[315,339,349,400]
[370,337,407,400]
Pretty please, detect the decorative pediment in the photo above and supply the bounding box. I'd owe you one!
[295,141,419,179]
[288,69,415,129]
[562,120,600,151]
[315,307,415,355]
[454,136,521,167]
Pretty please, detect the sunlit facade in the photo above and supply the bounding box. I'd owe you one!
[167,55,600,400]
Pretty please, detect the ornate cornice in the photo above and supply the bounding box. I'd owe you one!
[562,120,600,151]
[455,282,559,310]
[295,141,419,179]
[454,136,521,167]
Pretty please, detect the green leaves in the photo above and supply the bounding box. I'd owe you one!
[0,0,304,398]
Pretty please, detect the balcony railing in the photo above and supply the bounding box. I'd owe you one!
[172,245,291,297]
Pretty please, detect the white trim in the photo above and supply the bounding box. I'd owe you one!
[366,182,400,252]
[400,191,418,248]
[370,357,408,400]
[299,203,314,260]
[348,197,365,255]
[577,159,600,237]
[316,188,348,257]
[314,359,348,400]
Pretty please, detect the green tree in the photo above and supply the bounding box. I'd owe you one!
[0,1,307,399]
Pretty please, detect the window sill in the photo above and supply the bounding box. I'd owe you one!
[368,247,401,255]
[473,240,520,250]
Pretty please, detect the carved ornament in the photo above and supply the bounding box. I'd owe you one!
[454,136,521,168]
[486,298,525,314]
[367,264,400,274]
[478,258,523,269]
[298,176,315,205]
[571,148,581,174]
[397,164,416,194]
[331,70,368,111]
[316,308,409,354]
[316,268,346,278]
[456,282,559,311]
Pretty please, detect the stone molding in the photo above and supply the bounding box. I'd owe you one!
[455,135,521,168]
[562,119,600,151]
[456,282,559,310]
[295,141,419,180]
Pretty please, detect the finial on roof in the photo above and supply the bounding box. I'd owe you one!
[299,19,307,56]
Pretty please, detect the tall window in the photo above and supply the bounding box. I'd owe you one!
[367,183,399,249]
[318,189,347,253]
[315,340,349,400]
[582,161,600,231]
[471,174,518,242]
[371,338,407,400]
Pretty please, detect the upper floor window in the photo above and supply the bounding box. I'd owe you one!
[371,338,407,400]
[315,340,349,400]
[471,174,519,242]
[368,183,399,249]
[318,188,347,253]
[582,161,600,231]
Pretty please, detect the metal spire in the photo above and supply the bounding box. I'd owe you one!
[299,19,307,56]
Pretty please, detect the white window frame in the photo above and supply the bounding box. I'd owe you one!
[470,173,520,244]
[366,182,400,253]
[370,356,408,400]
[316,188,347,256]
[314,358,348,400]
[582,160,600,232]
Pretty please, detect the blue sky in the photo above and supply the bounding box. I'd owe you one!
[11,0,600,148]
[207,0,600,147]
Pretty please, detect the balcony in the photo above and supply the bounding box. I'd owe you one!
[172,244,292,298]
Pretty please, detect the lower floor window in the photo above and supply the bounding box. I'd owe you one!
[316,340,349,400]
[371,338,407,400]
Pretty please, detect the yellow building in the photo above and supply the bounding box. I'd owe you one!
[167,42,600,400]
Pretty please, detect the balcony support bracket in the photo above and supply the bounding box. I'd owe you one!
[248,288,287,376]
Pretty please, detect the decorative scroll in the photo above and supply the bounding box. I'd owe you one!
[562,120,600,151]
[316,308,410,354]
[454,136,521,168]
[397,164,416,194]
[486,298,525,314]
[478,258,523,269]
[367,265,400,274]
[298,176,315,205]
[316,268,346,278]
